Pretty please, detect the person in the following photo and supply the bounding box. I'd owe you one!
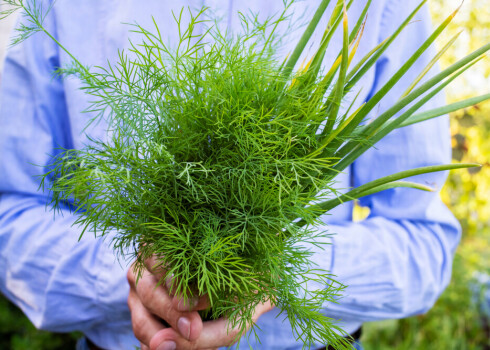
[0,1,461,349]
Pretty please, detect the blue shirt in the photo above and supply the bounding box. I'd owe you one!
[0,1,461,349]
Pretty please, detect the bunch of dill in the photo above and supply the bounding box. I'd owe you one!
[2,0,489,348]
[44,9,350,347]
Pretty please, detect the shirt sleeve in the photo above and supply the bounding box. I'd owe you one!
[0,10,138,350]
[311,0,461,322]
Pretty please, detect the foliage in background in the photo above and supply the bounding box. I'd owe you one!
[0,296,79,350]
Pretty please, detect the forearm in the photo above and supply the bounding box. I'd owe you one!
[316,211,460,322]
[0,193,136,347]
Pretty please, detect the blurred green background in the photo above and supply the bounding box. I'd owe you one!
[0,0,488,349]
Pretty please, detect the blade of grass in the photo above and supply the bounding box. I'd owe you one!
[310,101,364,157]
[297,163,480,226]
[349,180,435,197]
[314,0,370,91]
[332,48,488,171]
[400,30,463,98]
[312,13,365,105]
[281,0,332,80]
[399,93,490,128]
[304,0,354,83]
[319,163,479,212]
[346,35,390,82]
[322,2,349,135]
[348,0,371,43]
[348,55,485,142]
[339,88,363,124]
[343,0,427,92]
[331,4,460,148]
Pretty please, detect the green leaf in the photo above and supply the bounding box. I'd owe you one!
[281,0,332,80]
[322,1,350,136]
[332,51,487,173]
[400,30,463,98]
[299,163,480,223]
[344,0,428,92]
[399,94,490,128]
[332,2,458,148]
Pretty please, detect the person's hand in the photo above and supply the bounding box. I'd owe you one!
[127,256,273,350]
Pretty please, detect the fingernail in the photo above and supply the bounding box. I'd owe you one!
[156,341,176,350]
[178,317,191,340]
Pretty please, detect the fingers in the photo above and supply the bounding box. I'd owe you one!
[193,317,240,347]
[252,300,274,322]
[172,291,210,312]
[149,301,273,350]
[128,288,165,347]
[144,255,167,281]
[129,256,274,350]
[133,268,203,342]
[144,256,210,312]
[149,318,240,350]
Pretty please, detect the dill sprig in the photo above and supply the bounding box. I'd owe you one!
[2,0,488,348]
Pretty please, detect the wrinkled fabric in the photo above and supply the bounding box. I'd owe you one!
[0,1,460,349]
